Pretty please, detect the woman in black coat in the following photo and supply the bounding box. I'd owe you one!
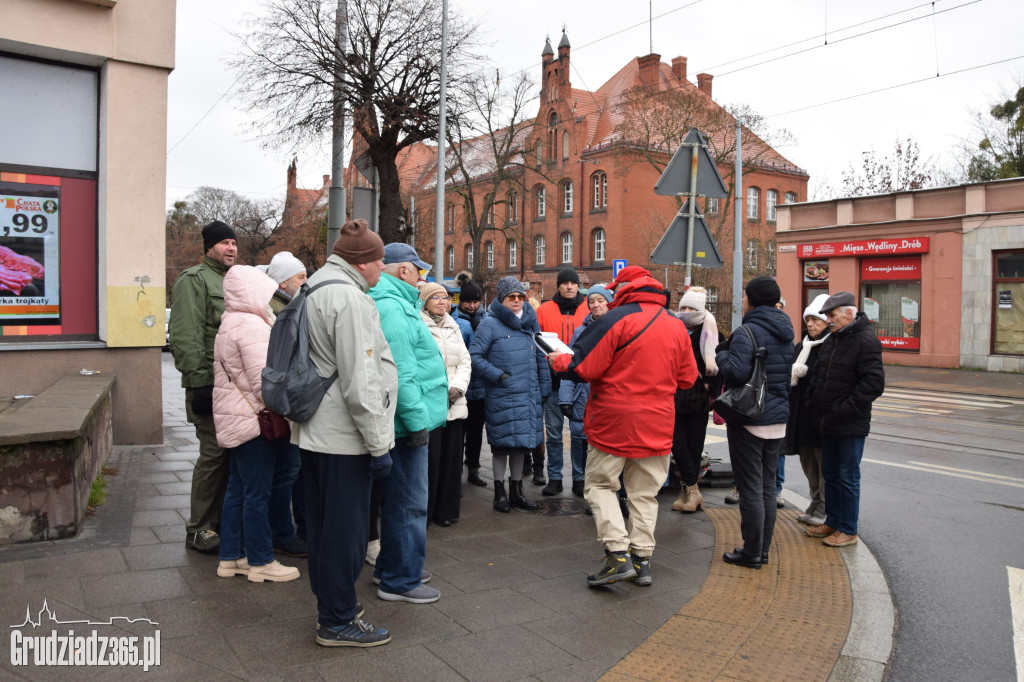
[783,294,831,526]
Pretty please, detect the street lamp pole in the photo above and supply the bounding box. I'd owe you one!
[327,0,348,255]
[433,0,449,280]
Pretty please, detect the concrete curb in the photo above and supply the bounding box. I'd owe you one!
[779,489,895,682]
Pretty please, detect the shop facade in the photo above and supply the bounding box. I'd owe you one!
[775,177,1024,372]
[1,1,175,442]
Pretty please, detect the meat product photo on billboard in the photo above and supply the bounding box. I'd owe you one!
[0,182,60,325]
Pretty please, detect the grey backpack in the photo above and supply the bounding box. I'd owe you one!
[262,279,353,422]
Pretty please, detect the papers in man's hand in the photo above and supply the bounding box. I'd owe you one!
[534,331,574,355]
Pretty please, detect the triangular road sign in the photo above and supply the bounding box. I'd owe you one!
[650,200,724,268]
[654,128,729,198]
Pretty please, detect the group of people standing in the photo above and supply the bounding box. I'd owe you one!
[170,216,884,650]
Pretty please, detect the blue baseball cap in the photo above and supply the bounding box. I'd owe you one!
[383,243,431,271]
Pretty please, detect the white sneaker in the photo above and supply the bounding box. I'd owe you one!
[365,539,381,566]
[217,557,250,578]
[806,514,827,527]
[247,560,300,583]
[724,487,739,504]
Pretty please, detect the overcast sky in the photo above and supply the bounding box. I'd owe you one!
[166,0,1023,209]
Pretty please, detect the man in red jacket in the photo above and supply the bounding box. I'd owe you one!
[549,268,696,587]
[535,268,590,495]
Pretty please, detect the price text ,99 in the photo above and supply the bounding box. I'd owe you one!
[2,213,48,237]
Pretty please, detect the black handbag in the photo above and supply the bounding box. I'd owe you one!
[713,325,767,425]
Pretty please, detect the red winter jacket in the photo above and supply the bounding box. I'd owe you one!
[551,276,697,458]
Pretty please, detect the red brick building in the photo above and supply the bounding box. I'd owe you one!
[393,34,808,319]
[274,159,330,270]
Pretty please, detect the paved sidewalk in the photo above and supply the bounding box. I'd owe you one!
[884,363,1024,398]
[0,355,888,680]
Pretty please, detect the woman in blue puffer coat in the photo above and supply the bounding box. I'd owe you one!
[470,276,551,513]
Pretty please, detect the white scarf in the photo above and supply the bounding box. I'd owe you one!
[790,332,830,386]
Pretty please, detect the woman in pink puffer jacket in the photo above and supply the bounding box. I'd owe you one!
[212,265,300,584]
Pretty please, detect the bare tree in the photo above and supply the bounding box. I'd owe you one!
[230,0,477,244]
[840,138,933,197]
[441,70,538,289]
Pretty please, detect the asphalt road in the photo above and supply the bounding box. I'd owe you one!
[785,387,1024,681]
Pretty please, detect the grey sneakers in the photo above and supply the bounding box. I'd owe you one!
[377,584,440,604]
[186,529,220,553]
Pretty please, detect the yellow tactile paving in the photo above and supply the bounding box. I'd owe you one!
[601,509,852,682]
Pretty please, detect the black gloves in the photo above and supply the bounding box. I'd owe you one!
[191,385,214,416]
[560,404,573,419]
[368,452,393,480]
[499,373,510,382]
[409,428,429,448]
[448,387,464,406]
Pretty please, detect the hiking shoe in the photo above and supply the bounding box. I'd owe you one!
[542,479,562,496]
[186,529,220,554]
[823,532,858,547]
[365,539,380,566]
[630,553,652,586]
[316,617,390,647]
[804,524,837,539]
[571,480,585,497]
[587,550,636,587]
[247,560,300,583]
[373,569,431,586]
[724,487,739,504]
[274,537,309,558]
[377,584,440,604]
[216,557,250,578]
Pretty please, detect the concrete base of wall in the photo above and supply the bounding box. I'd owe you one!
[0,347,162,444]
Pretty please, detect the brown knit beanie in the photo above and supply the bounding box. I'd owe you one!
[332,219,385,265]
[418,282,448,302]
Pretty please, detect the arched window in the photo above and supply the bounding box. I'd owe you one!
[509,240,518,268]
[562,131,569,160]
[535,139,543,166]
[548,112,558,162]
[447,245,454,271]
[747,187,760,220]
[484,195,495,226]
[592,172,607,209]
[535,185,546,218]
[562,180,573,214]
[784,192,797,204]
[507,191,518,224]
[446,204,456,232]
[561,232,573,263]
[485,241,494,269]
[535,236,546,266]
[465,244,474,269]
[766,190,778,222]
[593,228,606,262]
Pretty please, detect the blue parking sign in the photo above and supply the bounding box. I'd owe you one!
[612,259,627,277]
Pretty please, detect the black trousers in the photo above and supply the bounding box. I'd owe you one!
[428,420,465,524]
[671,412,711,487]
[301,449,370,628]
[725,424,782,559]
[463,399,486,470]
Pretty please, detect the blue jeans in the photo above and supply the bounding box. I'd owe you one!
[375,436,428,594]
[270,442,301,545]
[821,434,865,535]
[544,395,565,481]
[570,436,587,482]
[219,435,281,566]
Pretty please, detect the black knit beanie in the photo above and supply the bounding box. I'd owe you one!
[202,220,237,252]
[745,275,781,308]
[460,280,482,302]
[557,268,579,286]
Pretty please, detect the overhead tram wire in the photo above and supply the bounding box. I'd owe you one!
[167,77,241,155]
[764,53,1024,120]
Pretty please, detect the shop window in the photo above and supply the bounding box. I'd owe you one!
[993,249,1024,355]
[802,259,830,310]
[535,236,546,266]
[861,256,922,351]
